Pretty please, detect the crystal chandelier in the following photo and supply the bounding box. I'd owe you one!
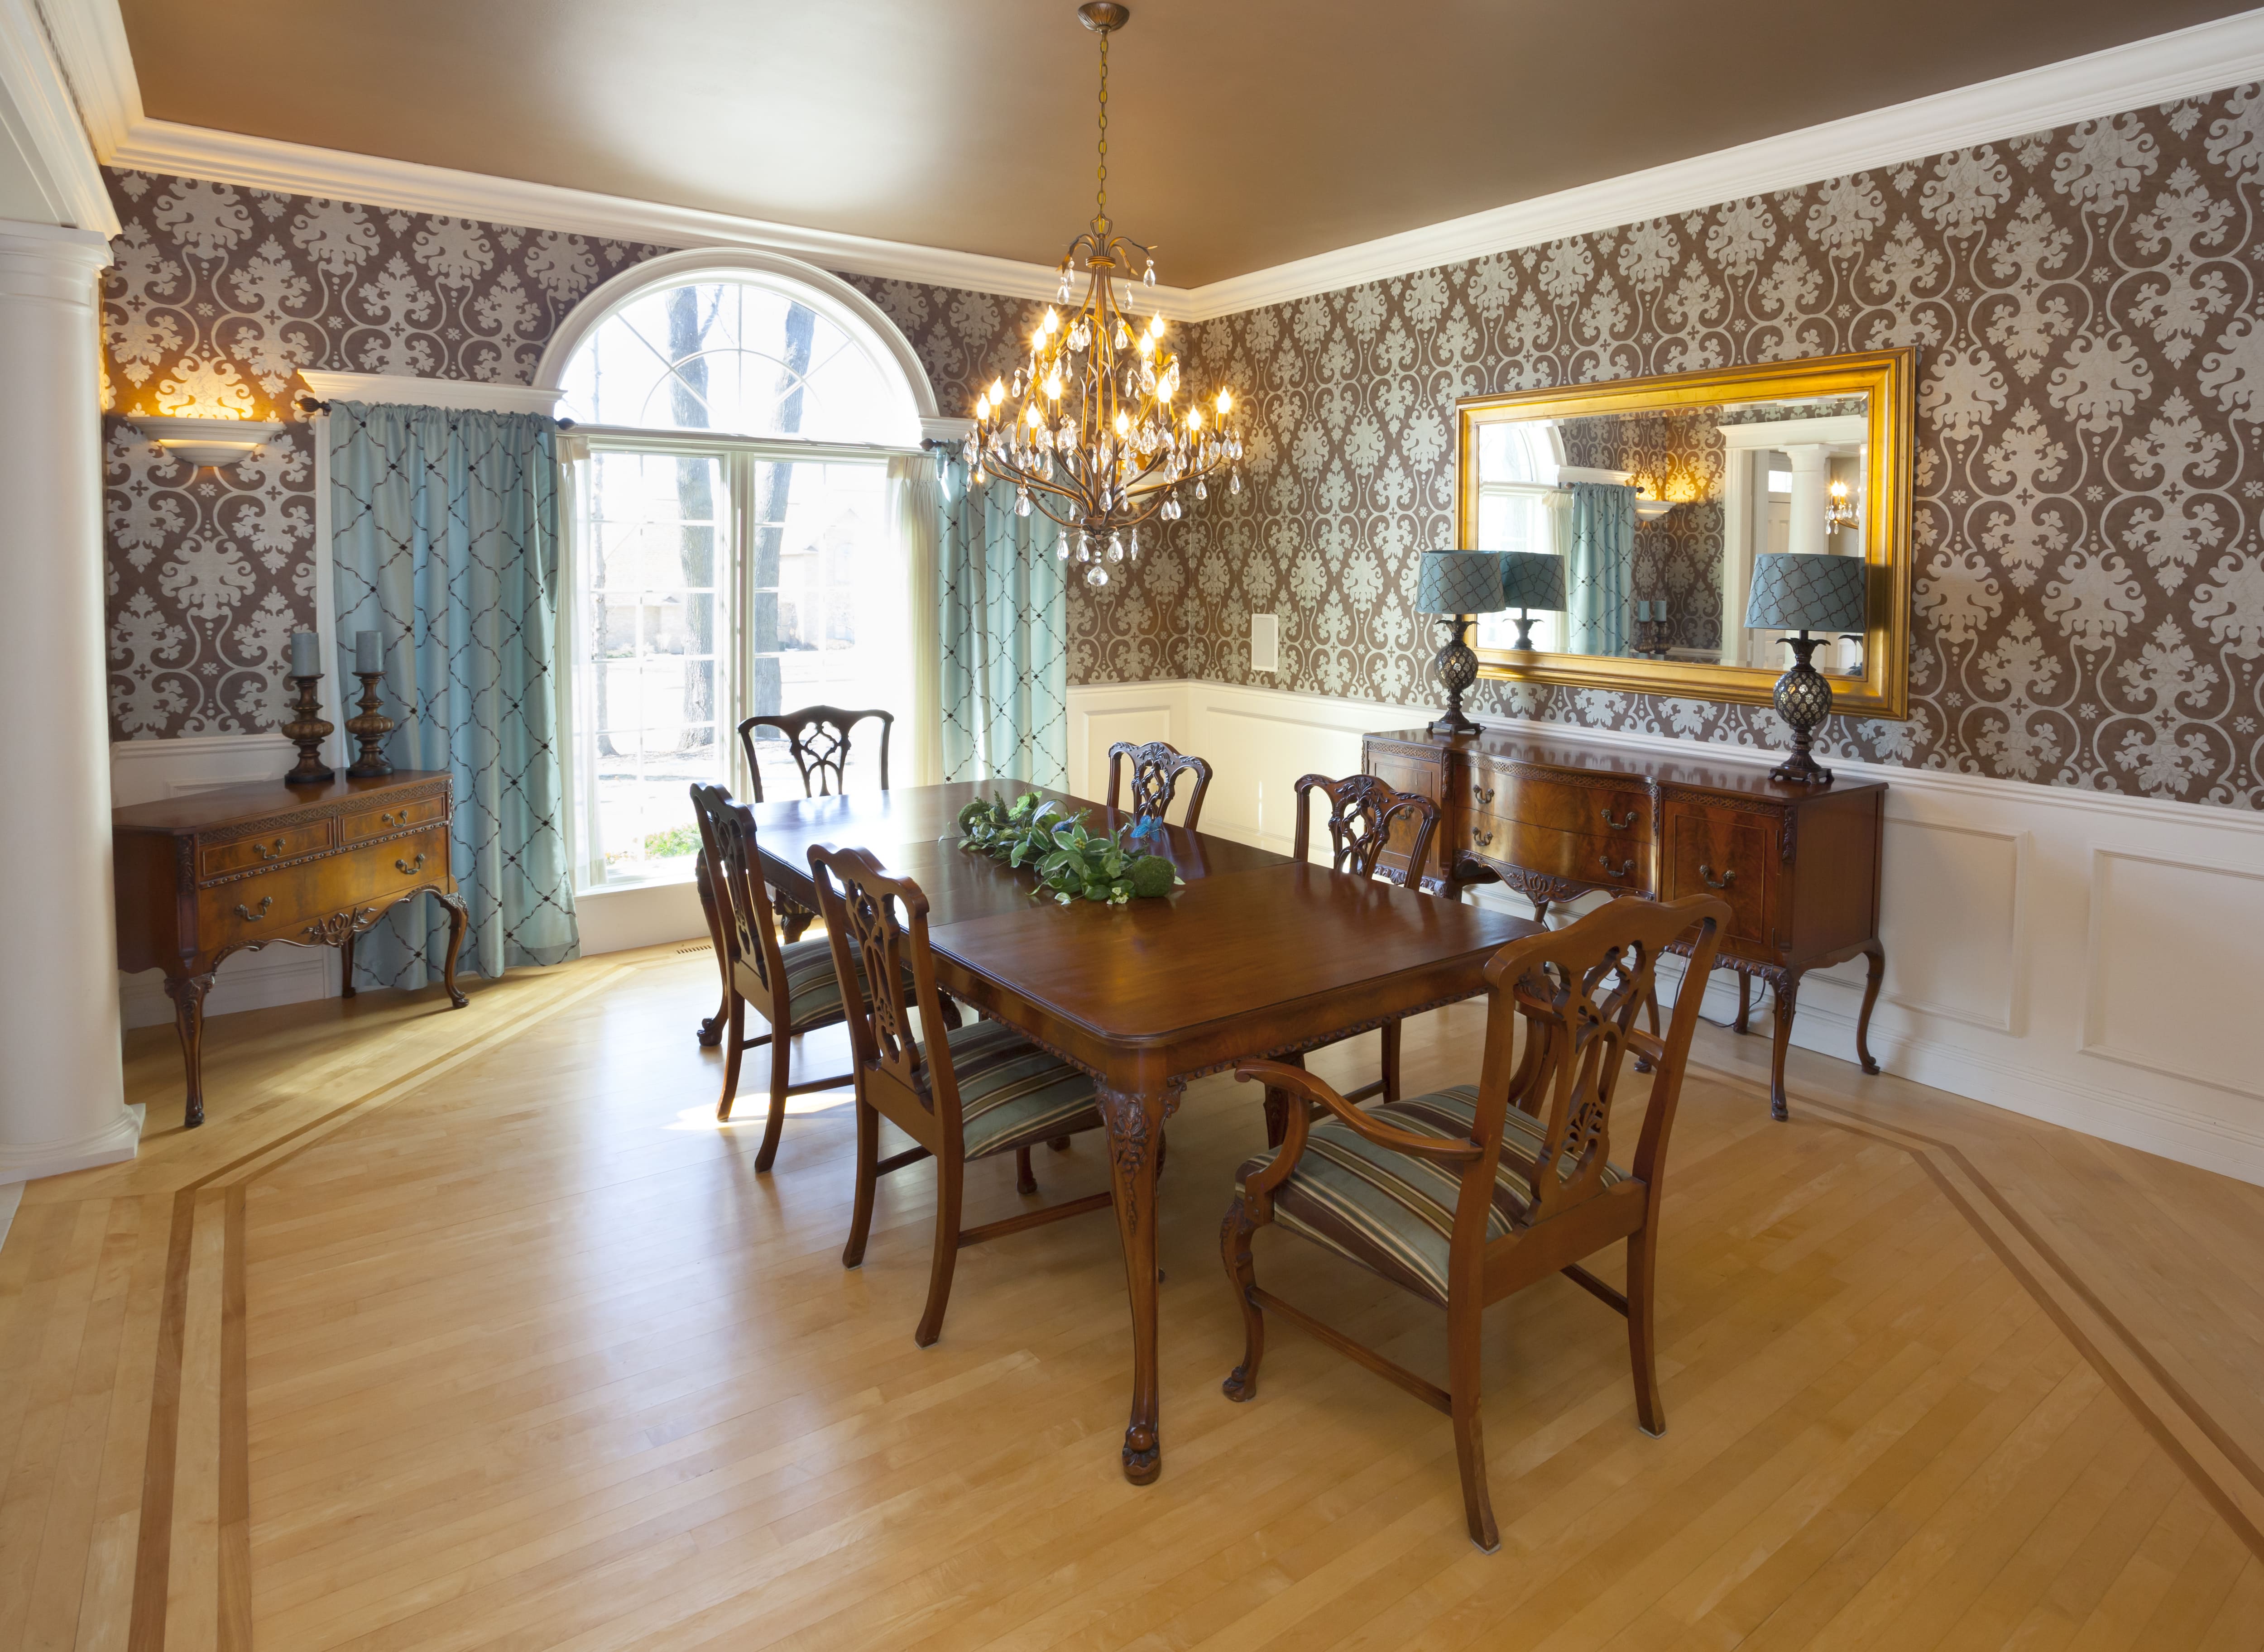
[965,1,1243,589]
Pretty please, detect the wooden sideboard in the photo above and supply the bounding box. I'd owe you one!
[1362,727,1885,1119]
[114,771,469,1129]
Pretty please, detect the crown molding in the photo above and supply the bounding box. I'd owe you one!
[77,7,2264,322]
[0,0,116,234]
[297,369,565,416]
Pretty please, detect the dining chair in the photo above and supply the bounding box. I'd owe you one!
[808,843,1116,1347]
[690,781,938,1172]
[1219,891,1728,1551]
[1105,739,1213,831]
[694,704,894,1048]
[1256,773,1443,1142]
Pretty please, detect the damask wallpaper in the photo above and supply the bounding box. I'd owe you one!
[1116,86,2264,809]
[94,168,1101,742]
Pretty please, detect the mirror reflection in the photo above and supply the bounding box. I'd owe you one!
[1468,392,1871,677]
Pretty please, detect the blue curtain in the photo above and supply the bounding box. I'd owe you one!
[938,461,1068,788]
[329,403,579,987]
[1565,481,1636,657]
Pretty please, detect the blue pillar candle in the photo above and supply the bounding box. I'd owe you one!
[354,629,382,675]
[288,631,320,678]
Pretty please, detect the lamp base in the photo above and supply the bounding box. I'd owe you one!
[1767,635,1835,786]
[1509,610,1536,651]
[1429,618,1482,736]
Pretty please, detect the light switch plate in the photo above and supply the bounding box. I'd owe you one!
[1251,612,1279,673]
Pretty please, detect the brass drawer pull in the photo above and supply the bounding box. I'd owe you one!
[251,837,288,861]
[396,852,427,874]
[234,895,273,922]
[1471,784,1496,806]
[1698,862,1736,890]
[1600,807,1636,831]
[1598,852,1634,878]
[379,810,398,828]
[1471,827,1495,850]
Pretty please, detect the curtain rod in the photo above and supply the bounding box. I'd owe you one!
[294,394,576,429]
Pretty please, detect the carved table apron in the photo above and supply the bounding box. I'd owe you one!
[113,770,470,1128]
[748,781,1540,1486]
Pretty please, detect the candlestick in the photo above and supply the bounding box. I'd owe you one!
[289,630,320,678]
[345,670,395,778]
[354,628,381,675]
[282,675,335,785]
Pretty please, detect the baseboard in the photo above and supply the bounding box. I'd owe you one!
[0,1103,144,1188]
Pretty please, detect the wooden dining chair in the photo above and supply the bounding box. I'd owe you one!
[1257,773,1443,1140]
[1105,739,1213,831]
[691,781,936,1172]
[1219,892,1728,1551]
[694,704,894,1048]
[808,844,1116,1347]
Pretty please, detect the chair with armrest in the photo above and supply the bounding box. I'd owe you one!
[694,704,894,1047]
[1254,774,1443,1144]
[691,781,937,1171]
[1218,891,1728,1551]
[1105,739,1213,832]
[809,843,1116,1347]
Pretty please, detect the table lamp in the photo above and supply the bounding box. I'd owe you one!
[1746,552,1868,785]
[1414,551,1507,735]
[1497,551,1566,651]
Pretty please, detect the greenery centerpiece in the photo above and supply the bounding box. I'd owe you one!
[955,793,1184,905]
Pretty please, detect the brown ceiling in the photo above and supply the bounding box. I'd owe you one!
[120,0,2253,287]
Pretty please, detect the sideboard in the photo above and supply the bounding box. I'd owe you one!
[1362,727,1885,1119]
[114,770,469,1129]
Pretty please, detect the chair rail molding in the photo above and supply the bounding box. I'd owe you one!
[1065,677,2264,1186]
[63,8,2264,319]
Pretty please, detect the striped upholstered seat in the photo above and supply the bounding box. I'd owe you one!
[1234,1085,1628,1305]
[773,937,915,1033]
[943,1020,1105,1159]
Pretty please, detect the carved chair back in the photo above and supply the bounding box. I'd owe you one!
[1290,772,1440,889]
[690,782,787,1000]
[806,845,964,1149]
[1105,739,1214,831]
[738,705,894,803]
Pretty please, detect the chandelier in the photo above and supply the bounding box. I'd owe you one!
[964,1,1243,589]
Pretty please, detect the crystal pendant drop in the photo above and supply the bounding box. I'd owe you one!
[1230,469,1242,496]
[1079,532,1094,563]
[1108,532,1125,563]
[1114,321,1130,350]
[1057,272,1072,301]
[1161,494,1180,522]
[1016,486,1031,517]
[1056,539,1070,560]
[1143,259,1156,286]
[1194,478,1207,501]
[1129,528,1140,560]
[1085,564,1109,588]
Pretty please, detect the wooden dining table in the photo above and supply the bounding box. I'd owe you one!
[749,780,1543,1485]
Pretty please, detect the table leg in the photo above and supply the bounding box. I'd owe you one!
[1733,971,1751,1034]
[163,967,217,1129]
[1098,1079,1176,1484]
[435,891,470,1009]
[1768,972,1799,1122]
[339,929,358,999]
[1855,941,1885,1076]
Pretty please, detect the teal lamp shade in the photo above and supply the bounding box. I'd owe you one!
[1746,553,1866,633]
[1415,551,1508,615]
[1498,551,1566,612]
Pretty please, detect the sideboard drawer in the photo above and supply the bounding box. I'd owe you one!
[1473,762,1653,840]
[1466,818,1649,891]
[198,819,334,881]
[1661,803,1779,950]
[196,868,305,948]
[344,792,447,843]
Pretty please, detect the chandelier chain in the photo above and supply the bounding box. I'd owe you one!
[1096,31,1108,215]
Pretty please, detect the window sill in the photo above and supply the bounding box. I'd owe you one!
[576,862,698,899]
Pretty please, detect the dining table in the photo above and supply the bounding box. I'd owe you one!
[749,779,1543,1485]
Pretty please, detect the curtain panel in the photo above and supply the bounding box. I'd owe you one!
[938,462,1068,790]
[329,402,580,988]
[1564,480,1636,658]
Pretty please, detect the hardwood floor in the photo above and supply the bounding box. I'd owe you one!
[5,942,2263,1650]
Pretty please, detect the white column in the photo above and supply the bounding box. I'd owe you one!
[1782,444,1830,560]
[0,220,139,1186]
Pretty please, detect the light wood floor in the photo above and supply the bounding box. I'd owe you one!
[6,943,2264,1651]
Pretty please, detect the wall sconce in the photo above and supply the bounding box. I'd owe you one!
[1628,477,1678,523]
[129,415,287,471]
[1824,477,1861,536]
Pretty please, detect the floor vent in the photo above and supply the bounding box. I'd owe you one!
[676,943,713,955]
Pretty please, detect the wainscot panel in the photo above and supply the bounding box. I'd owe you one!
[1068,679,2264,1185]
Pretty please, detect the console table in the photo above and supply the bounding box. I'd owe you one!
[114,771,469,1129]
[1362,727,1885,1119]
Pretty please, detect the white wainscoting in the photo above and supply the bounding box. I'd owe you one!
[109,735,710,1030]
[1066,679,2264,1187]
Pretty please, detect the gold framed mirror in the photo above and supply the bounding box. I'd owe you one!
[1456,346,1915,719]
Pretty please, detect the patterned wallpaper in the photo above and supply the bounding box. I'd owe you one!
[1103,87,2264,809]
[94,168,1115,741]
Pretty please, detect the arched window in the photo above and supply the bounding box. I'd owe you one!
[541,253,935,887]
